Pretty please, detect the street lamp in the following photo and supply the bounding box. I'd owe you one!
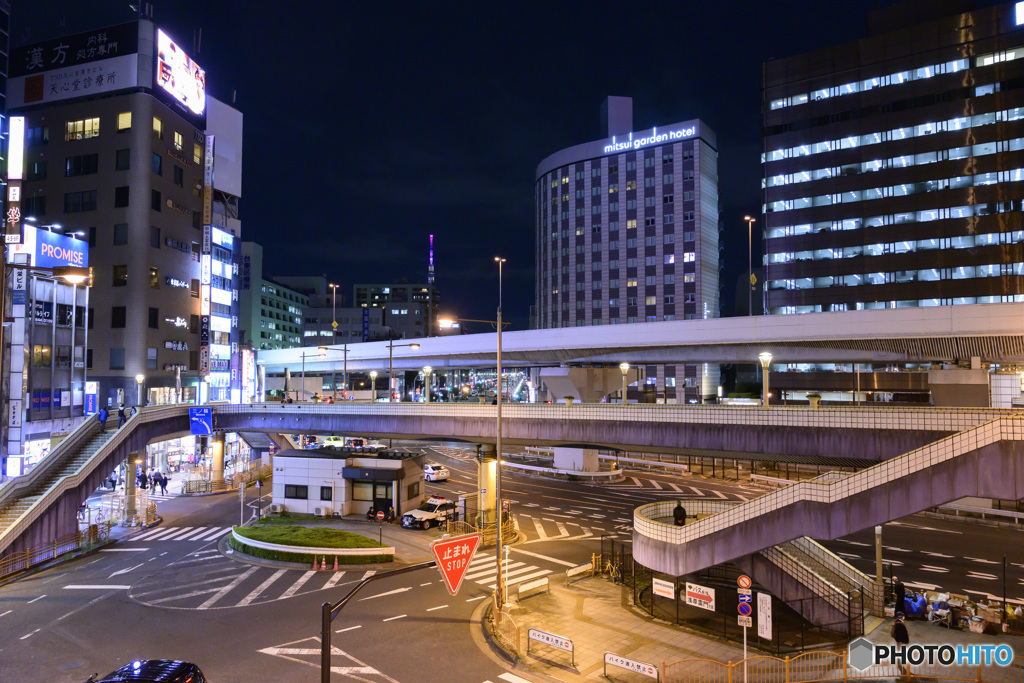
[135,374,145,407]
[369,371,378,402]
[422,366,432,403]
[300,346,327,402]
[494,256,506,607]
[386,340,421,402]
[758,352,773,409]
[619,362,630,406]
[329,283,339,344]
[745,215,756,316]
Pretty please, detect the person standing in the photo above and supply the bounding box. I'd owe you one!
[891,611,910,676]
[117,403,127,428]
[893,576,906,613]
[160,472,169,495]
[98,407,109,433]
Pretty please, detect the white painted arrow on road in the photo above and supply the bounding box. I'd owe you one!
[358,587,411,601]
[108,563,144,579]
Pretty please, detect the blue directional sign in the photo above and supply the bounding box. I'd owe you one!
[739,593,753,604]
[189,406,213,435]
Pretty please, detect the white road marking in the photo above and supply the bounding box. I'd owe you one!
[965,557,1000,565]
[383,614,406,621]
[108,563,144,578]
[323,572,347,591]
[966,572,998,581]
[236,569,286,607]
[132,527,178,541]
[202,528,233,540]
[650,480,663,490]
[923,552,954,558]
[280,571,317,599]
[630,477,642,486]
[155,527,197,541]
[532,518,548,540]
[466,595,486,601]
[668,483,683,492]
[63,585,131,590]
[100,548,149,552]
[509,546,576,567]
[335,625,361,633]
[499,674,535,683]
[0,610,12,618]
[175,527,215,540]
[426,605,448,611]
[20,629,40,640]
[27,595,45,604]
[197,567,258,609]
[359,587,411,601]
[420,582,432,586]
[920,565,950,573]
[489,569,552,590]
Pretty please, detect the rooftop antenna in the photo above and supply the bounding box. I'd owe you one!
[428,234,435,285]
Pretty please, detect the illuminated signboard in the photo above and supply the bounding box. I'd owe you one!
[210,287,232,306]
[211,227,233,248]
[210,315,232,333]
[200,285,211,315]
[603,125,697,154]
[155,29,206,117]
[8,117,24,180]
[200,254,211,284]
[11,226,88,267]
[1018,2,1024,25]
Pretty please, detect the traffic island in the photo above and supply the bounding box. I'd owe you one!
[228,525,394,565]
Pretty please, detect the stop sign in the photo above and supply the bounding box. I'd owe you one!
[376,511,385,521]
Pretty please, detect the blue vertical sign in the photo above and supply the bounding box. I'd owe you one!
[362,308,369,342]
[189,406,213,435]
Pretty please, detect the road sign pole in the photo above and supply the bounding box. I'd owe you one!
[744,625,748,683]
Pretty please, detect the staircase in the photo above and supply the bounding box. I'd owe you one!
[0,431,114,536]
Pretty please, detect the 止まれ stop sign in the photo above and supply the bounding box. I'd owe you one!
[431,533,482,596]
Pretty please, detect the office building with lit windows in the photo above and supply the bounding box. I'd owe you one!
[238,242,307,351]
[8,19,243,407]
[353,283,439,339]
[763,0,1024,316]
[534,98,720,403]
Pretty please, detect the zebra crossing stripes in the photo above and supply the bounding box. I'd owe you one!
[130,526,232,542]
[460,554,551,591]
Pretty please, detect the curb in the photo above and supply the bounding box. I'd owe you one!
[219,533,418,572]
[470,597,564,683]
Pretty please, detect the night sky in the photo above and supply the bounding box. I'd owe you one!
[16,0,903,330]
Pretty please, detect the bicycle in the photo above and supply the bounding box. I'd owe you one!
[603,559,621,584]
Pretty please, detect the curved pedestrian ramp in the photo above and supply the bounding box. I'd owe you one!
[634,416,1024,583]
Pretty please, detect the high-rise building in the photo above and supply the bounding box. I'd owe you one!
[534,97,720,403]
[7,20,242,406]
[353,282,439,340]
[763,0,1024,316]
[238,242,307,351]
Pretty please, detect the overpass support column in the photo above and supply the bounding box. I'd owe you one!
[124,451,138,523]
[553,447,599,472]
[476,444,497,532]
[210,433,225,487]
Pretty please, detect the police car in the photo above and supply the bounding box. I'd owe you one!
[401,496,456,529]
[423,463,450,482]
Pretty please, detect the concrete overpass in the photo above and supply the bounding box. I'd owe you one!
[1,402,1021,563]
[258,303,1024,372]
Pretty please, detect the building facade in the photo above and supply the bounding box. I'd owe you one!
[239,242,307,351]
[353,282,439,339]
[763,0,1024,316]
[7,20,243,407]
[534,98,720,403]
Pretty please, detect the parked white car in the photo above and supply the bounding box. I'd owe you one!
[401,496,456,529]
[423,463,450,482]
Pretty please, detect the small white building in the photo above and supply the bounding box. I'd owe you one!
[271,449,426,517]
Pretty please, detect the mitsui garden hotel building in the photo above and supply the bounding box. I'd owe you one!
[763,0,1024,316]
[535,100,720,405]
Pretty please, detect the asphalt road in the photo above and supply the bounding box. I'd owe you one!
[2,442,1021,681]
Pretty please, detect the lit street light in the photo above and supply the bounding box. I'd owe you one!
[745,214,757,317]
[387,340,421,402]
[135,374,145,407]
[369,370,378,402]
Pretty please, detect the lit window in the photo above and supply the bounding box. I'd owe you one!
[65,118,100,141]
[174,131,183,151]
[153,116,163,139]
[117,112,132,132]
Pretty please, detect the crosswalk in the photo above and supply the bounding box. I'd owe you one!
[130,550,376,610]
[128,526,232,542]
[461,553,551,591]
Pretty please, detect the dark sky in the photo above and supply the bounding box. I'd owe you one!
[15,0,899,330]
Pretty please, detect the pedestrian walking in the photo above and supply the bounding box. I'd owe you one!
[893,576,906,613]
[117,403,127,428]
[98,407,109,433]
[159,472,169,495]
[891,611,910,676]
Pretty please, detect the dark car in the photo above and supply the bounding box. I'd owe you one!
[87,660,207,682]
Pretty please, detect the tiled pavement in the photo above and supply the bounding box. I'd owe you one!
[501,576,746,681]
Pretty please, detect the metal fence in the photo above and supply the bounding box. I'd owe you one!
[663,651,1024,683]
[0,523,112,580]
[493,607,521,654]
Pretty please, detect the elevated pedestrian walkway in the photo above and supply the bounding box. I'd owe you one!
[634,416,1024,581]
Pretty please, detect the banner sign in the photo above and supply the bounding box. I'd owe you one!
[685,582,716,611]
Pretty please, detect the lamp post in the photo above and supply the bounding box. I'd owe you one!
[135,373,145,407]
[387,340,421,402]
[758,352,773,409]
[329,283,339,344]
[745,215,756,316]
[619,362,630,406]
[369,371,378,402]
[300,346,327,402]
[422,366,432,403]
[494,256,506,607]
